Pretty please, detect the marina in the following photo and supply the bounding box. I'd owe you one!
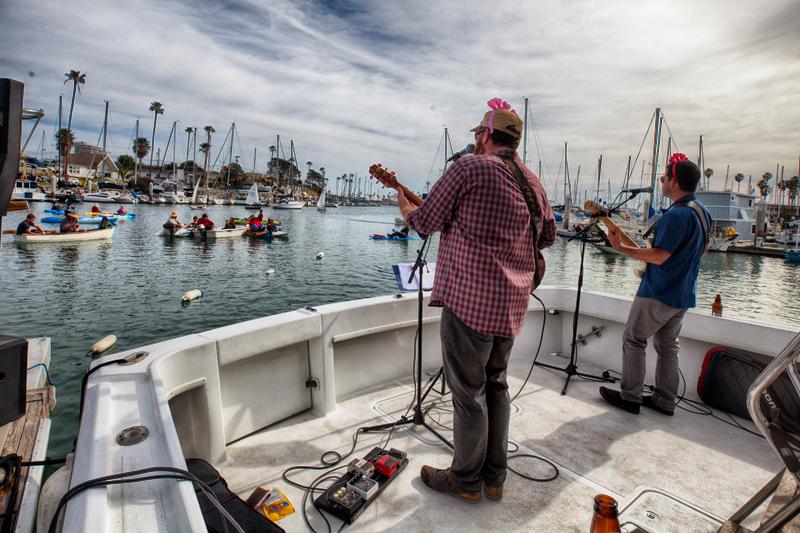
[2,0,800,530]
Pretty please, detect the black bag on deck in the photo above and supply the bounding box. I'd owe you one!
[697,347,800,422]
[186,458,284,533]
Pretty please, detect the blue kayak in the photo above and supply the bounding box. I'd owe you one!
[370,234,419,241]
[45,209,135,219]
[41,215,119,225]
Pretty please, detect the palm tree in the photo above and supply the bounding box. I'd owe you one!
[758,172,773,200]
[202,126,215,185]
[184,127,194,171]
[734,172,745,193]
[786,176,799,209]
[704,168,714,191]
[56,128,75,177]
[62,70,85,179]
[133,137,151,183]
[148,101,165,171]
[63,70,86,130]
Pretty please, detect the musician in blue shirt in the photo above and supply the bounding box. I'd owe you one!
[599,153,711,416]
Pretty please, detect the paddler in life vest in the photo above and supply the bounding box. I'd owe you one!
[116,206,128,215]
[246,215,267,237]
[223,217,237,229]
[91,203,101,214]
[266,217,279,232]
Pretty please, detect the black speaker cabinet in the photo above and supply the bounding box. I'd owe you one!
[0,78,24,217]
[0,335,27,426]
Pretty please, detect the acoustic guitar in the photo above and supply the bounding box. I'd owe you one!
[368,163,424,207]
[583,200,647,278]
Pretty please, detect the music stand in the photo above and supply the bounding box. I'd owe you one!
[535,193,640,395]
[363,235,453,449]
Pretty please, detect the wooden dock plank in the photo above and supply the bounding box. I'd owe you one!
[0,387,55,531]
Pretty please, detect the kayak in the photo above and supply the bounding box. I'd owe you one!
[370,233,418,241]
[45,209,135,219]
[243,230,288,240]
[233,218,280,225]
[41,216,119,225]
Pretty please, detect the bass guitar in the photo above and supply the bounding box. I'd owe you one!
[583,200,647,278]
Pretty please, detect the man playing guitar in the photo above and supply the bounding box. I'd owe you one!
[599,153,711,416]
[381,98,556,503]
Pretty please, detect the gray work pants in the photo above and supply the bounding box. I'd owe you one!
[621,297,687,410]
[440,307,515,491]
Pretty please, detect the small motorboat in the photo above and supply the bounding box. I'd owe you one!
[14,227,114,243]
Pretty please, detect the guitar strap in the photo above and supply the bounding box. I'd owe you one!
[497,155,546,290]
[643,198,710,254]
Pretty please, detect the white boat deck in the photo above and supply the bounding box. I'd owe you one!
[63,287,798,533]
[219,356,779,532]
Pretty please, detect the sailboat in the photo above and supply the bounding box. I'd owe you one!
[317,189,327,212]
[189,178,206,209]
[244,182,261,209]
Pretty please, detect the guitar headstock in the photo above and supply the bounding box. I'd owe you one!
[583,200,609,217]
[368,163,399,190]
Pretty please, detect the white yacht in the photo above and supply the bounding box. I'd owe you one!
[40,287,800,533]
[163,191,189,204]
[12,179,46,201]
[272,199,304,210]
[83,191,121,203]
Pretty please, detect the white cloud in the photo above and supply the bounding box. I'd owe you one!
[1,0,798,199]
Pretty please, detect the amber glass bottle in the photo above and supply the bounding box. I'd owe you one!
[590,494,621,533]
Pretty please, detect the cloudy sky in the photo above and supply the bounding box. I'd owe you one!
[1,0,798,199]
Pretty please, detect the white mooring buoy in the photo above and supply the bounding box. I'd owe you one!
[264,268,276,276]
[182,289,203,303]
[90,335,117,355]
[316,252,325,260]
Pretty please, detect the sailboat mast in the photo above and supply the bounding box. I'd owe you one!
[648,107,662,217]
[443,127,450,171]
[172,121,177,185]
[227,122,235,187]
[133,119,139,185]
[98,100,108,182]
[522,97,529,166]
[697,135,704,190]
[57,95,62,178]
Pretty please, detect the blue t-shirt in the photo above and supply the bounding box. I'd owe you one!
[637,194,711,309]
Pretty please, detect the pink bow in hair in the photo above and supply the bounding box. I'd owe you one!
[668,152,688,179]
[486,98,517,133]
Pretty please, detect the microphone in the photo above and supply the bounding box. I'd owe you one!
[622,186,653,195]
[447,144,475,162]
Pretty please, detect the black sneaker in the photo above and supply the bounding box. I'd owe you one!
[642,395,675,416]
[599,386,640,414]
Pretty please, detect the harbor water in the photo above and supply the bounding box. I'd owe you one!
[1,204,799,459]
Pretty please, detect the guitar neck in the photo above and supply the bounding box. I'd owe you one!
[397,183,424,207]
[598,216,640,248]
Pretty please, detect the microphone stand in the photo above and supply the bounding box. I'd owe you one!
[534,192,641,396]
[362,234,453,448]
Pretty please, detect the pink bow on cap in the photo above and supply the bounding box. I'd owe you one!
[486,98,517,133]
[669,152,688,179]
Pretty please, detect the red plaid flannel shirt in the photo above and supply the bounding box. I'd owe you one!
[406,149,556,337]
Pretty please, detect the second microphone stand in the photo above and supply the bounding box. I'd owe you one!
[535,193,640,395]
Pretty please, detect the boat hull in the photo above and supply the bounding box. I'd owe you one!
[14,227,114,243]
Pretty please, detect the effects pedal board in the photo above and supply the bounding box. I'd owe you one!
[315,447,408,524]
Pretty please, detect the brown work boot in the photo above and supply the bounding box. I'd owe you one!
[420,466,480,503]
[483,481,503,501]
